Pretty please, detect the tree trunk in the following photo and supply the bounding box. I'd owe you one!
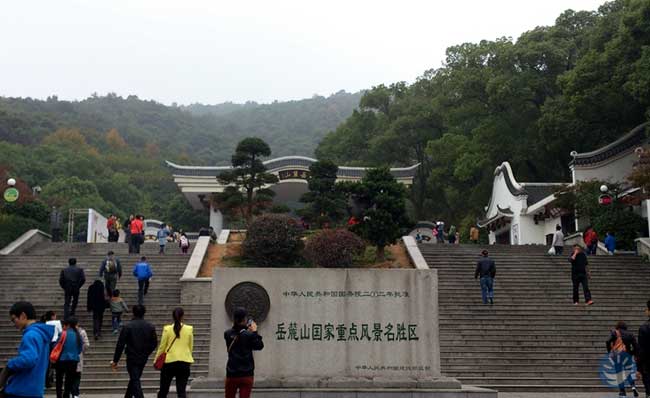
[376,245,386,262]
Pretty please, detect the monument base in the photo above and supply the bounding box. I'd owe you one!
[189,377,497,397]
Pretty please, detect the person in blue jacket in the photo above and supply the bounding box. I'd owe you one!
[133,256,153,306]
[3,301,54,398]
[55,317,83,398]
[604,231,616,254]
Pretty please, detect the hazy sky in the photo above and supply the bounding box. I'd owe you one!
[0,0,606,105]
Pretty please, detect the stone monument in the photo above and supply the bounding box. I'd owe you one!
[190,268,496,397]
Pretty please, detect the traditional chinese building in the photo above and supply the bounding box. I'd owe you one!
[167,156,419,234]
[480,122,650,245]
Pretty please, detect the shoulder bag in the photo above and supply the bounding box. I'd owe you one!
[154,326,181,370]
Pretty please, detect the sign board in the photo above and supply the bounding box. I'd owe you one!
[3,187,19,203]
[599,194,613,206]
[278,169,309,181]
[209,268,440,385]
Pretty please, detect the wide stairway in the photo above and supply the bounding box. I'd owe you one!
[421,243,650,393]
[0,242,211,394]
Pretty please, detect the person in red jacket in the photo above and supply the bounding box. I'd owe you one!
[130,216,144,254]
[584,227,598,255]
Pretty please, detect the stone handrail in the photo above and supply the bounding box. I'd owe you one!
[0,229,52,256]
[180,236,212,304]
[635,238,650,259]
[402,236,428,270]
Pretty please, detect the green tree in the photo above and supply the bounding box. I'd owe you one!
[300,160,347,227]
[216,137,279,225]
[346,168,410,262]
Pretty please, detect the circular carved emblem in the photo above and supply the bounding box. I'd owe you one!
[225,281,271,323]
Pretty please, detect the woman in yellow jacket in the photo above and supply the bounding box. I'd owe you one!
[156,307,194,398]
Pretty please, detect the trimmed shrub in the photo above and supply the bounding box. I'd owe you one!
[242,214,304,266]
[304,229,365,268]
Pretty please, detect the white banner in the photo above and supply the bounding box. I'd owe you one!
[87,208,109,243]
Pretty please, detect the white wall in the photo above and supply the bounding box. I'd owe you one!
[87,209,109,243]
[573,150,638,184]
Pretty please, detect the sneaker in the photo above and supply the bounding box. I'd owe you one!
[632,387,638,398]
[489,298,494,305]
[586,300,594,306]
[573,302,579,306]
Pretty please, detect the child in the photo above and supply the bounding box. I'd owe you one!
[109,289,129,334]
[179,233,190,254]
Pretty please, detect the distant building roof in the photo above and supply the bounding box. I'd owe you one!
[165,156,419,179]
[570,122,650,167]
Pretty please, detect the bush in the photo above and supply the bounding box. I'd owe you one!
[242,214,304,266]
[304,229,365,268]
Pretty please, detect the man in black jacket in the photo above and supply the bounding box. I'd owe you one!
[111,304,157,398]
[475,250,496,305]
[638,300,650,398]
[569,245,593,305]
[59,257,86,319]
[224,308,264,398]
[87,278,106,340]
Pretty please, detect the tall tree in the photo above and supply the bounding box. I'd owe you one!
[300,160,347,227]
[215,137,278,225]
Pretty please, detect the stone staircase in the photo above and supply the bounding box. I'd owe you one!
[420,243,650,393]
[0,242,211,394]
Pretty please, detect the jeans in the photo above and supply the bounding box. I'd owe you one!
[55,360,78,398]
[126,361,145,398]
[112,312,123,331]
[572,274,592,303]
[480,276,494,304]
[105,275,118,297]
[639,361,650,395]
[588,242,597,255]
[225,376,254,398]
[158,361,191,398]
[159,244,166,254]
[138,279,150,306]
[93,309,104,337]
[132,234,142,254]
[63,288,80,319]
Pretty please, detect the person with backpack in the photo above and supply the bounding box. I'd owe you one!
[54,317,84,398]
[157,224,171,254]
[59,258,86,320]
[87,278,107,340]
[100,251,122,298]
[179,233,190,254]
[155,307,194,398]
[606,321,640,397]
[569,245,593,306]
[224,308,264,398]
[133,257,153,306]
[637,300,650,398]
[2,302,55,398]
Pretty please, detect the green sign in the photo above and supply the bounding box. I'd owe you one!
[3,187,19,203]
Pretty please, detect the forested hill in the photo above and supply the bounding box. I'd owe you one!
[0,90,361,164]
[0,91,360,237]
[316,0,650,228]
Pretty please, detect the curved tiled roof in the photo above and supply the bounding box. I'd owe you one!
[570,122,650,166]
[165,157,419,179]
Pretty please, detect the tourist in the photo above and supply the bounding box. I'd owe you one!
[107,214,118,242]
[448,225,457,244]
[130,215,144,254]
[100,250,122,297]
[415,233,423,244]
[87,278,107,340]
[474,250,496,305]
[605,321,640,397]
[155,307,194,398]
[569,245,593,305]
[110,289,129,334]
[179,233,191,254]
[59,258,86,319]
[638,300,650,397]
[469,225,479,244]
[436,222,445,243]
[157,224,171,254]
[55,317,83,398]
[133,256,153,306]
[455,231,460,244]
[72,321,90,398]
[209,226,218,243]
[50,206,63,242]
[125,214,134,252]
[224,308,264,398]
[112,305,158,398]
[584,226,598,255]
[605,231,616,255]
[42,310,63,389]
[3,302,54,398]
[552,225,564,255]
[432,226,438,243]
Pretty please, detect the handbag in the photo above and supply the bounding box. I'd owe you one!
[154,327,181,370]
[49,330,67,363]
